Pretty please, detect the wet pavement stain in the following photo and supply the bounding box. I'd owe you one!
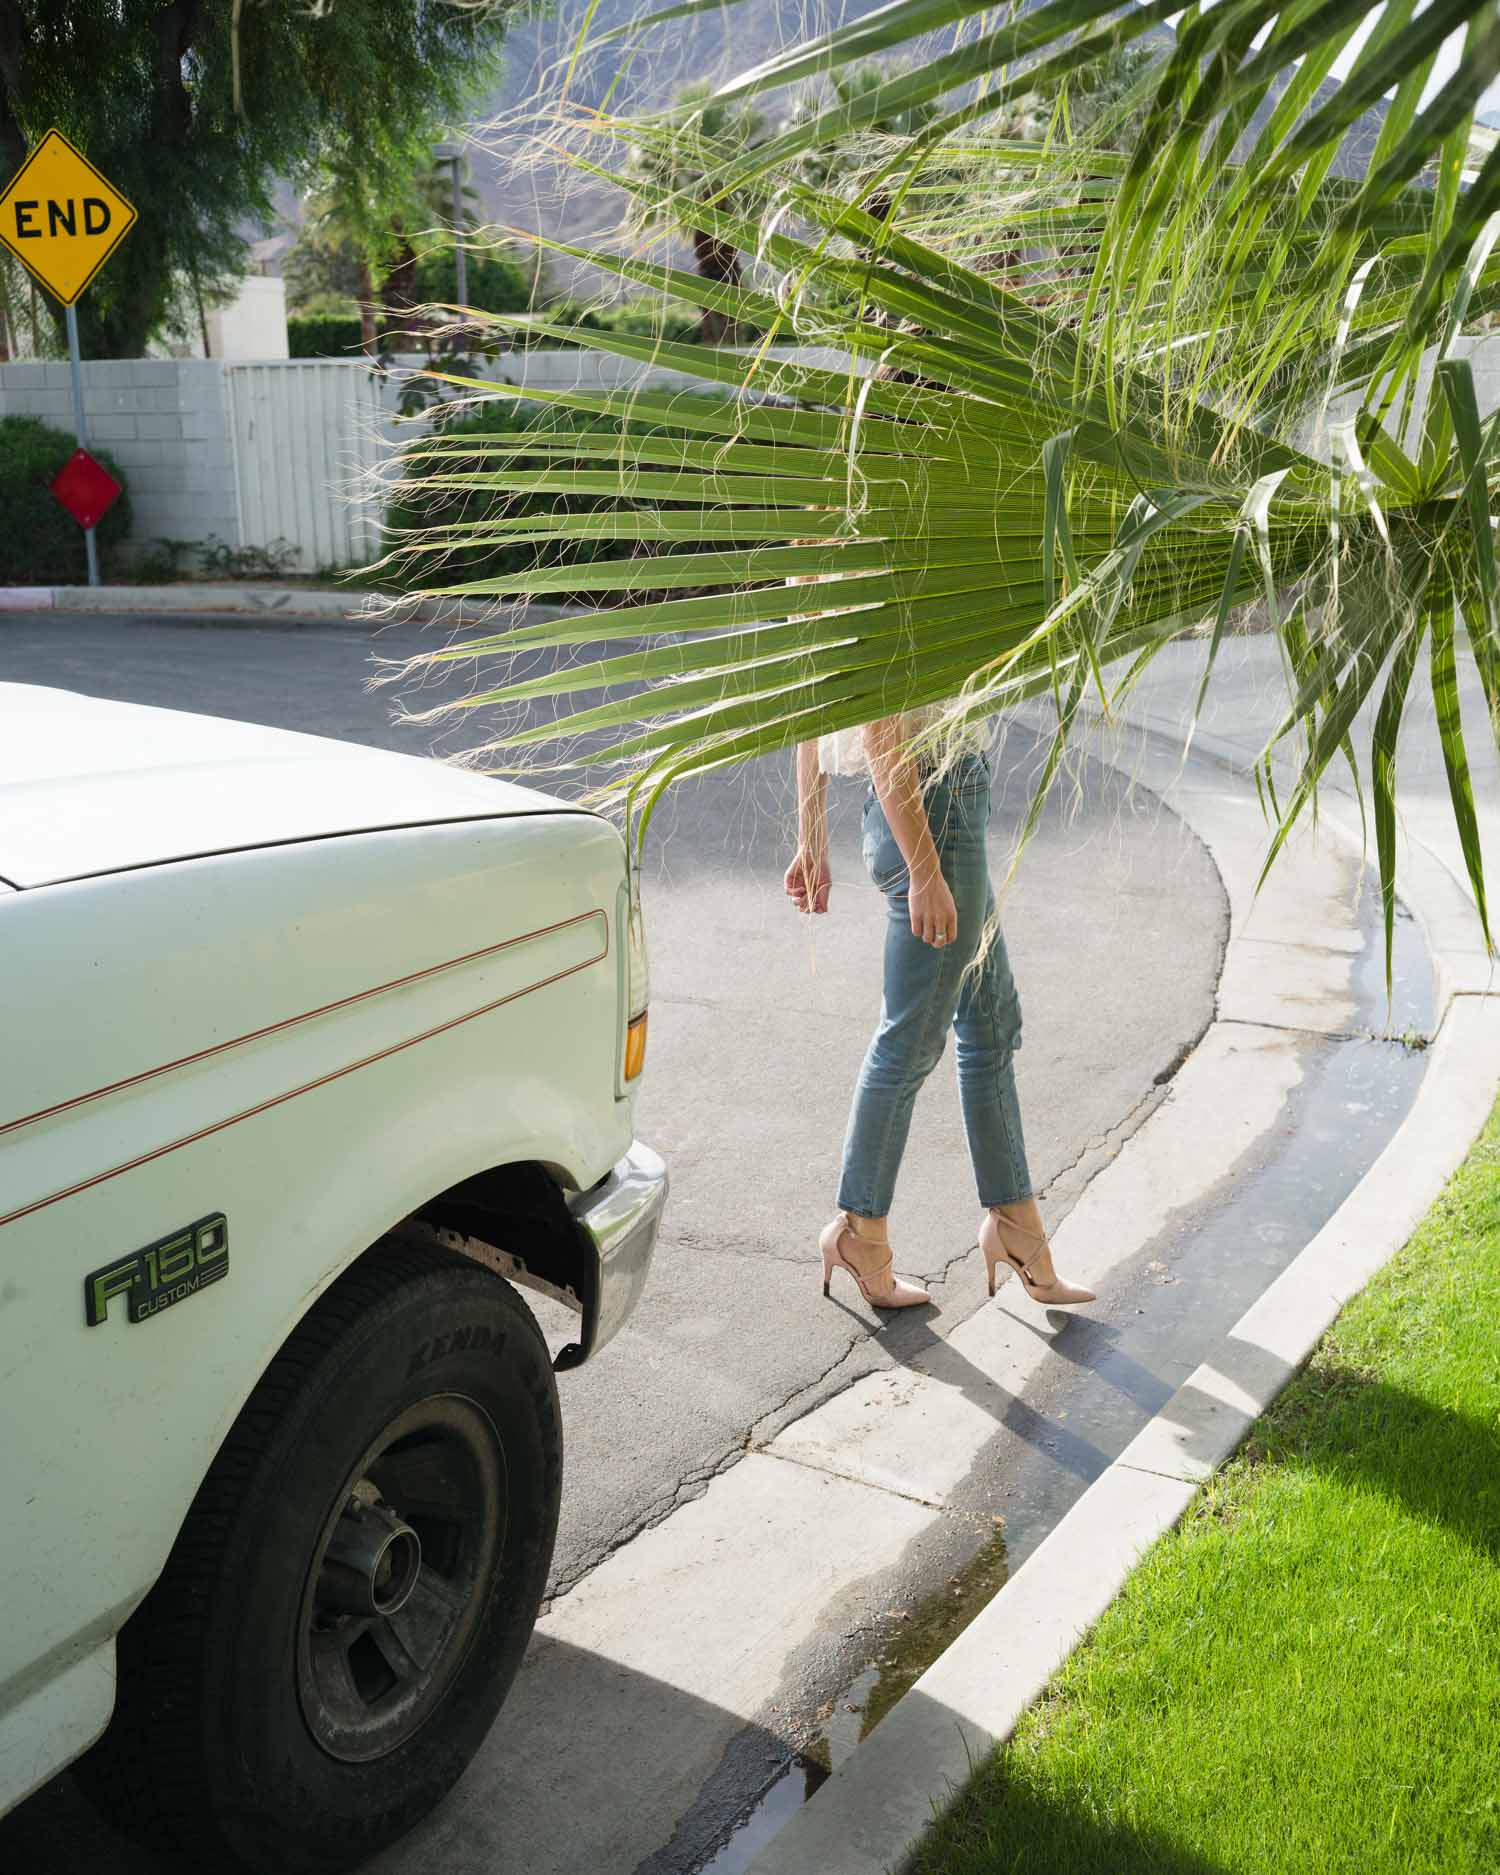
[694,1758,830,1875]
[811,1523,1012,1773]
[684,1528,1013,1870]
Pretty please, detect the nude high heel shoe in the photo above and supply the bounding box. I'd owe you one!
[980,1210,1095,1305]
[820,1212,930,1309]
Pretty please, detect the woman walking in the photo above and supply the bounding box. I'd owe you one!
[784,710,1095,1312]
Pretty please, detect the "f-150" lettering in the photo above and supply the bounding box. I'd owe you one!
[84,1214,229,1326]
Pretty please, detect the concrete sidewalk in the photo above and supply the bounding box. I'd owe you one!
[741,637,1499,1875]
[0,582,502,625]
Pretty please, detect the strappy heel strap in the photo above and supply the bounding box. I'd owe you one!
[819,1213,930,1310]
[980,1209,1096,1307]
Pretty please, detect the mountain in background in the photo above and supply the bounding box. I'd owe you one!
[270,3,1484,304]
[458,0,901,294]
[457,1,1412,301]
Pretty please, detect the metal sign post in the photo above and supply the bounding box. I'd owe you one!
[63,301,99,586]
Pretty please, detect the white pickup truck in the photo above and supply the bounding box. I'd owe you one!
[0,683,666,1872]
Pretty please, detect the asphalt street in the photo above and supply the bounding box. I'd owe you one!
[0,608,1227,1870]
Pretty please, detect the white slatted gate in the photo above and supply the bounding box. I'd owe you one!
[225,361,386,572]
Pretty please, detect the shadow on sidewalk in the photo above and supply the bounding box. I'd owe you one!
[2,1636,786,1875]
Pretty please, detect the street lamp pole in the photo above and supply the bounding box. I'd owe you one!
[432,140,468,338]
[450,156,468,314]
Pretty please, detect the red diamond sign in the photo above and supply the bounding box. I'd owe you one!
[50,447,122,530]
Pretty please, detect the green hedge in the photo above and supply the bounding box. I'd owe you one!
[411,248,535,311]
[287,313,369,359]
[501,299,709,349]
[288,298,729,360]
[0,415,131,582]
[383,395,739,602]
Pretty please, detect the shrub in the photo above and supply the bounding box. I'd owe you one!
[288,313,368,359]
[291,298,756,359]
[294,291,361,319]
[0,415,131,583]
[412,247,537,313]
[604,300,706,343]
[505,299,753,348]
[382,394,739,603]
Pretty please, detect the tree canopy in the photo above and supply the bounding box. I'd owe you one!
[0,1,518,355]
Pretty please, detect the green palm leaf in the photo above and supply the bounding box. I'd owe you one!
[385,3,1500,977]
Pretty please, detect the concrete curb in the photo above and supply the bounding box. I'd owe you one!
[1113,709,1498,1017]
[0,584,533,628]
[743,733,1500,1875]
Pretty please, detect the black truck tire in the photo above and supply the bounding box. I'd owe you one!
[78,1237,562,1873]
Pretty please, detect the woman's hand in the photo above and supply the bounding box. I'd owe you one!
[908,866,958,948]
[785,844,831,914]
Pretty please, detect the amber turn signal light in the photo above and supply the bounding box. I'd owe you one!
[624,1012,648,1081]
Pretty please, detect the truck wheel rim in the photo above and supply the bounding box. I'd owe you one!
[296,1394,506,1763]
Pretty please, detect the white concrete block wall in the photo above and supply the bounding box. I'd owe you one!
[0,358,240,554]
[0,346,849,574]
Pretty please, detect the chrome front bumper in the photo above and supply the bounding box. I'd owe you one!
[556,1141,667,1370]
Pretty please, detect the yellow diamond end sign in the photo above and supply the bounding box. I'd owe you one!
[0,129,136,305]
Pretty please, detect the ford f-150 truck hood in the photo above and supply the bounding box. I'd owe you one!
[0,684,585,889]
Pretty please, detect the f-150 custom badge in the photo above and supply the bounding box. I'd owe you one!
[84,1213,228,1326]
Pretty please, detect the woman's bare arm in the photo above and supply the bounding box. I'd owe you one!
[784,740,831,913]
[866,717,958,947]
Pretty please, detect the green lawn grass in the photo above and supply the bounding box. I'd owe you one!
[913,1100,1500,1875]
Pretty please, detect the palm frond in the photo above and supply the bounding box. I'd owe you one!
[384,4,1500,982]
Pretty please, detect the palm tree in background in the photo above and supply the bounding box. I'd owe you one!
[397,1,1500,979]
[625,84,767,344]
[784,60,946,218]
[296,180,383,350]
[299,154,483,350]
[1062,38,1170,146]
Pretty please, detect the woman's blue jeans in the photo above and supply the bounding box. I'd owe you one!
[836,753,1032,1218]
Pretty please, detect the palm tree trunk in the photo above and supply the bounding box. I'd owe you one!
[357,259,377,352]
[691,227,742,345]
[381,234,423,351]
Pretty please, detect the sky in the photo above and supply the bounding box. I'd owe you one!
[1192,1,1500,124]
